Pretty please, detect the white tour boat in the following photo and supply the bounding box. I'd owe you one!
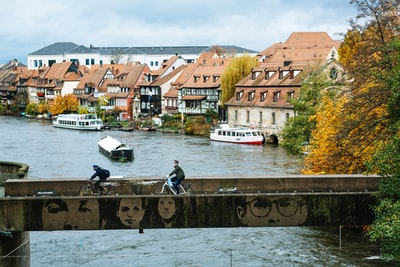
[210,124,265,145]
[53,114,103,131]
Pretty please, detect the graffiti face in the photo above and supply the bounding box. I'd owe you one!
[237,196,308,226]
[116,198,145,229]
[157,197,177,220]
[42,199,99,230]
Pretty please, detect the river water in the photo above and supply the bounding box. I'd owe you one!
[0,116,392,266]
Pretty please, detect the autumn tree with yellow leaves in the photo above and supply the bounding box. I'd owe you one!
[303,0,399,175]
[302,0,400,261]
[49,94,79,115]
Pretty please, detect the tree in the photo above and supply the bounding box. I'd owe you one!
[25,103,39,116]
[220,55,259,106]
[282,63,338,154]
[304,0,400,261]
[302,0,399,174]
[50,94,79,115]
[367,134,400,262]
[111,48,124,64]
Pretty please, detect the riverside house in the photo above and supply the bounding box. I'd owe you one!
[225,32,345,143]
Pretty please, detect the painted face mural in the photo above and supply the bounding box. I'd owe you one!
[116,198,145,229]
[236,196,308,226]
[42,199,99,230]
[157,197,177,220]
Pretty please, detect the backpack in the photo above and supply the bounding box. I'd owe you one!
[102,168,110,178]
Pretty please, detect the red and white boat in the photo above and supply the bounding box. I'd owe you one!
[210,124,265,145]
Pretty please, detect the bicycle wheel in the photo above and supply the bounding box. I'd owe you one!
[182,184,194,194]
[153,182,170,195]
[79,184,94,196]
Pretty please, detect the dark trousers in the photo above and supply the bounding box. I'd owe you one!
[94,179,105,191]
[170,176,185,194]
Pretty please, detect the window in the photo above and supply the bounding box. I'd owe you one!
[203,75,209,82]
[236,91,243,101]
[286,113,290,121]
[264,70,269,79]
[235,110,238,120]
[252,71,261,80]
[85,58,90,65]
[213,75,219,82]
[273,91,280,102]
[248,91,255,101]
[259,111,263,122]
[246,110,250,122]
[287,91,294,100]
[91,58,95,65]
[330,68,338,80]
[272,112,276,124]
[260,91,267,102]
[279,70,283,79]
[194,75,200,83]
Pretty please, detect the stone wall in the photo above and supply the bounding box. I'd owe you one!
[0,161,29,186]
[0,161,30,267]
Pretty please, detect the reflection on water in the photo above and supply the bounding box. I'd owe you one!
[0,116,392,266]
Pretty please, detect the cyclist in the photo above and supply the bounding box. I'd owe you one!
[166,160,185,194]
[90,164,108,193]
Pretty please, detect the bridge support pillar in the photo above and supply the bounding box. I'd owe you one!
[0,231,30,267]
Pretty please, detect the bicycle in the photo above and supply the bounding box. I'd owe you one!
[79,180,113,196]
[153,177,194,195]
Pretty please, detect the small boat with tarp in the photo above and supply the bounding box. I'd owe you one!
[97,135,134,160]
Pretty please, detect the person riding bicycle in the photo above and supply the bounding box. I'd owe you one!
[90,164,108,193]
[166,160,185,194]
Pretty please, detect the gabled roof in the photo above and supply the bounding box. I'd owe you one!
[75,67,111,89]
[236,63,308,88]
[150,64,186,87]
[151,55,183,77]
[164,63,199,98]
[225,86,299,109]
[182,65,226,89]
[43,62,81,81]
[196,52,232,67]
[69,45,97,54]
[29,42,79,55]
[258,32,341,60]
[115,62,148,88]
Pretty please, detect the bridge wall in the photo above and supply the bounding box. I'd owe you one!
[0,192,375,231]
[0,161,30,267]
[4,174,380,197]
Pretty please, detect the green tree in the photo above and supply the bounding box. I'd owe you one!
[25,103,39,116]
[367,134,400,262]
[220,55,259,106]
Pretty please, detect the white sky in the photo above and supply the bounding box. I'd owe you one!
[0,0,357,64]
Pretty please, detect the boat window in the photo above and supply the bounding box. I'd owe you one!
[245,132,251,136]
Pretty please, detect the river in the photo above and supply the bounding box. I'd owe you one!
[0,116,392,266]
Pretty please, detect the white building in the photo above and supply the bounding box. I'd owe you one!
[27,42,258,71]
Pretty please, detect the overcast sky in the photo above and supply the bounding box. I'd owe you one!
[0,0,357,64]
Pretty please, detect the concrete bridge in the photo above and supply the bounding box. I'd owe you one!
[0,161,380,267]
